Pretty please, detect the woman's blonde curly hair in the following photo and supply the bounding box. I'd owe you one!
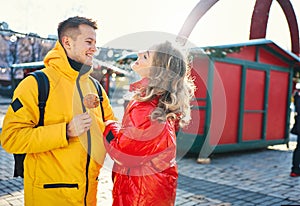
[134,41,196,128]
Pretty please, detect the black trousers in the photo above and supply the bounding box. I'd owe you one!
[292,135,300,174]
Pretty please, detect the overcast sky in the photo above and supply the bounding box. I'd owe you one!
[1,0,300,51]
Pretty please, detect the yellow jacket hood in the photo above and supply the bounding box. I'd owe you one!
[44,41,93,81]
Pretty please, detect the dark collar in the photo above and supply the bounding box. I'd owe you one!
[67,57,92,73]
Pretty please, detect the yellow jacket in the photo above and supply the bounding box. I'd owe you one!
[0,41,116,206]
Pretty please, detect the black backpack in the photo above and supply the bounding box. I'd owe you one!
[13,71,105,178]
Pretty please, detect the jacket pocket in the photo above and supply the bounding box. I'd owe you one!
[43,183,79,189]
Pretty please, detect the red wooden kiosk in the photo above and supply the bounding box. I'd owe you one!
[177,39,300,157]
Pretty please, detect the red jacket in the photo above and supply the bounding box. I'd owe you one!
[104,80,178,206]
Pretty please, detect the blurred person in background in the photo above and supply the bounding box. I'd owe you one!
[291,83,300,177]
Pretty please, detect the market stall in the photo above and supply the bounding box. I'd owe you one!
[178,39,300,156]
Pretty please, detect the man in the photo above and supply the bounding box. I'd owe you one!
[291,83,300,177]
[0,16,116,205]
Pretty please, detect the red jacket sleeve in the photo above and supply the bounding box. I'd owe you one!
[103,100,176,168]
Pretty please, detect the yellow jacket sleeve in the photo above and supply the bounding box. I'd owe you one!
[0,75,68,154]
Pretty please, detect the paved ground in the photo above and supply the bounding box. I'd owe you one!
[1,94,300,206]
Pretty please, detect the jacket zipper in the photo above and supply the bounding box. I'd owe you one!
[77,77,91,206]
[43,183,79,189]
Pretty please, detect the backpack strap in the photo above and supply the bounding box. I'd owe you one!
[13,70,49,178]
[30,70,50,127]
[89,76,105,121]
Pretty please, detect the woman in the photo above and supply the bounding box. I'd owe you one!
[103,41,196,206]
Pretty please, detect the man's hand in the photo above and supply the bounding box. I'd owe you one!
[67,112,92,138]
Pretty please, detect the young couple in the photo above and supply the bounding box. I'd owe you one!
[0,16,195,206]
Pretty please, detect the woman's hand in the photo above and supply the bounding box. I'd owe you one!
[104,120,118,126]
